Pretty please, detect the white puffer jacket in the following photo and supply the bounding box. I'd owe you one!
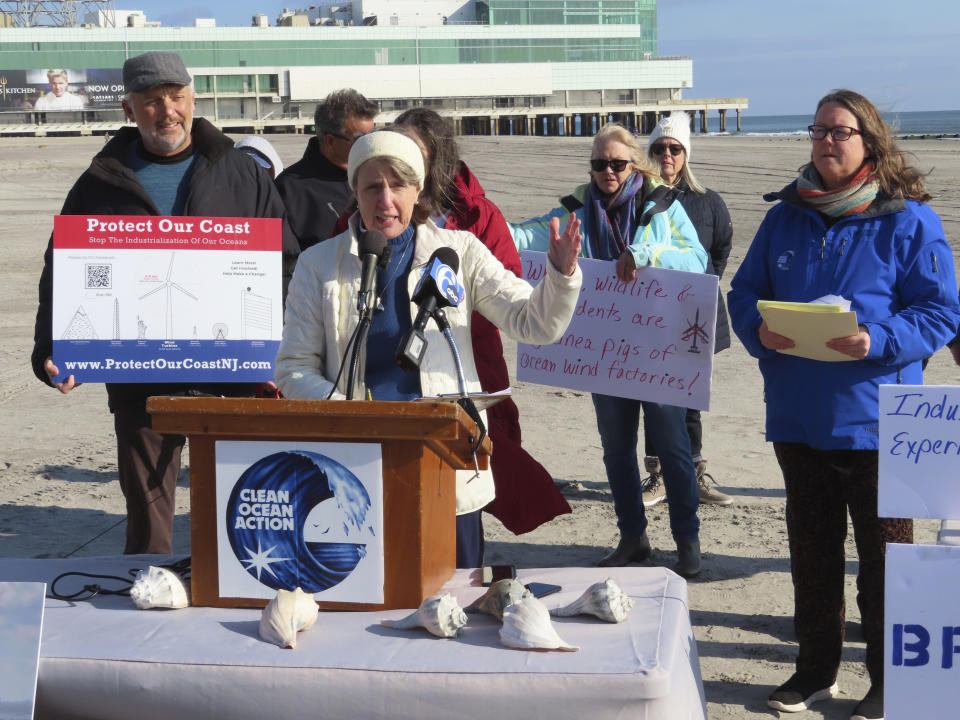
[275,216,582,514]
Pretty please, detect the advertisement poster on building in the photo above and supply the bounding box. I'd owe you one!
[51,214,283,383]
[0,67,123,110]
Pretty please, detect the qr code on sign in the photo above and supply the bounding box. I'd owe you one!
[85,263,112,289]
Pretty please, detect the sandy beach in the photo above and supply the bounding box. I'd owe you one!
[3,131,960,718]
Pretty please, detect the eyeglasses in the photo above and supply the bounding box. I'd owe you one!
[808,125,861,142]
[327,131,365,144]
[650,143,684,157]
[590,158,630,172]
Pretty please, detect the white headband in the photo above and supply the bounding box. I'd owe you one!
[347,131,426,190]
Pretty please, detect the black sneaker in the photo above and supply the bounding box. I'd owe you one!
[850,685,883,720]
[767,673,838,712]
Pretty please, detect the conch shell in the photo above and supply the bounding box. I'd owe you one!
[380,592,468,638]
[549,578,634,623]
[499,596,579,652]
[465,578,531,621]
[258,587,320,649]
[129,565,189,609]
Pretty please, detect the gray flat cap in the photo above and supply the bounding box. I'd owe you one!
[122,51,192,93]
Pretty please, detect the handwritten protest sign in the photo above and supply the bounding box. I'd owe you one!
[517,252,718,410]
[885,543,960,718]
[879,385,960,519]
[51,215,282,383]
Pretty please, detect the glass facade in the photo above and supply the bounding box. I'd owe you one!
[480,0,656,28]
[0,34,654,69]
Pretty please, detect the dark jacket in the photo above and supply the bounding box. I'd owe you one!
[275,136,352,250]
[676,180,733,352]
[31,117,300,412]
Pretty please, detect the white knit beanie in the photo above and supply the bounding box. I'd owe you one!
[648,112,692,161]
[347,131,426,190]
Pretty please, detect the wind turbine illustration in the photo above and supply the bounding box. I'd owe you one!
[139,253,198,339]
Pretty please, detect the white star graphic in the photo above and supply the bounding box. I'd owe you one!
[241,540,292,580]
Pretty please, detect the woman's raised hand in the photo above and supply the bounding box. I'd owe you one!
[547,215,582,276]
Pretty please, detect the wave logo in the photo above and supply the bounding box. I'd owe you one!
[225,450,375,593]
[435,261,464,307]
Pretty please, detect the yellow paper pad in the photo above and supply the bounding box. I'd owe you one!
[757,302,859,362]
[757,300,844,313]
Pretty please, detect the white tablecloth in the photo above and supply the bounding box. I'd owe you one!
[0,556,705,720]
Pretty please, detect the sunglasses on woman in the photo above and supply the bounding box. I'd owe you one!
[590,158,630,172]
[651,143,684,157]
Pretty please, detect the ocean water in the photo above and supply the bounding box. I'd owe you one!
[725,110,960,137]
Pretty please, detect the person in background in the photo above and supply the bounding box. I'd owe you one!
[642,112,734,508]
[392,108,571,538]
[236,135,284,180]
[31,51,299,555]
[276,88,376,250]
[510,123,708,577]
[728,89,960,720]
[33,69,85,111]
[274,129,583,568]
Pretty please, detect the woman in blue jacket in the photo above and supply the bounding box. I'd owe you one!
[512,123,708,577]
[728,90,960,720]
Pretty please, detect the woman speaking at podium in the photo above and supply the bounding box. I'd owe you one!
[275,129,582,568]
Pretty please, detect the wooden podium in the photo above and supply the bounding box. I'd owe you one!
[147,397,491,610]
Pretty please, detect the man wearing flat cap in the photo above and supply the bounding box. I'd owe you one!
[31,50,299,555]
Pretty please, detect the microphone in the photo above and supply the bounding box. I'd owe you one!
[344,227,388,400]
[395,248,464,372]
[357,228,388,316]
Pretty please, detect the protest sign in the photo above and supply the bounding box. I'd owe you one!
[51,215,282,383]
[886,542,960,718]
[878,385,960,519]
[516,252,718,410]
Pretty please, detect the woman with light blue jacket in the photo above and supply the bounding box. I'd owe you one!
[510,123,708,577]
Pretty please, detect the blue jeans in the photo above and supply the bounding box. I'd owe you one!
[592,393,700,543]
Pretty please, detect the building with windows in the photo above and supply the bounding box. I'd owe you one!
[0,0,746,136]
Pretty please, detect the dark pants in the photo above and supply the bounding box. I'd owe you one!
[645,407,703,462]
[456,510,484,568]
[592,393,699,543]
[114,406,186,555]
[774,442,913,686]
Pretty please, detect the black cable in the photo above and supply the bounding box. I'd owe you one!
[46,556,191,602]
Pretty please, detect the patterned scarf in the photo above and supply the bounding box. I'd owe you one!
[583,172,646,260]
[797,163,879,217]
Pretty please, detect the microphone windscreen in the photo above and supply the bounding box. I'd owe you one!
[358,229,388,257]
[432,246,460,274]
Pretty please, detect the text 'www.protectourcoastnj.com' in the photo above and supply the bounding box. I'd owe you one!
[62,358,273,372]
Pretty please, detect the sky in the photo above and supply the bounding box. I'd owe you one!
[126,0,960,117]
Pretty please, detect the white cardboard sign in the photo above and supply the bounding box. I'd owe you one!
[886,543,960,718]
[517,252,718,410]
[878,385,960,519]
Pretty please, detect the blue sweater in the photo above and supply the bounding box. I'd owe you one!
[365,225,421,401]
